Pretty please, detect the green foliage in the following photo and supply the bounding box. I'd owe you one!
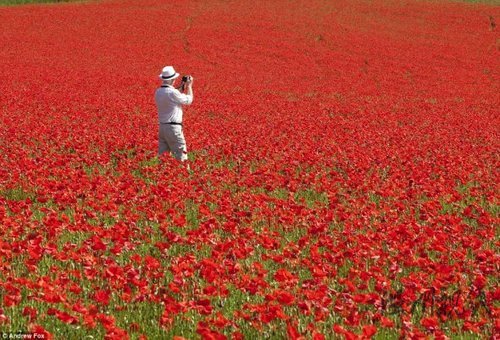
[0,0,81,5]
[0,187,34,201]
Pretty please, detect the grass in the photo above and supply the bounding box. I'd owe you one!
[459,0,500,3]
[427,0,500,4]
[1,155,496,338]
[1,176,496,338]
[0,0,83,5]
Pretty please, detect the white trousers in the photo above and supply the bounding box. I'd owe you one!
[158,124,187,161]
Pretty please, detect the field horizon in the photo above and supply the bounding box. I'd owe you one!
[2,0,500,6]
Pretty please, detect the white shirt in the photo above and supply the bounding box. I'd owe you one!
[155,85,193,124]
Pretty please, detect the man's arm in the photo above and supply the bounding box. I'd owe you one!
[185,77,194,102]
[171,89,193,105]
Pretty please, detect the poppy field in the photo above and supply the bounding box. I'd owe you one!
[0,0,499,339]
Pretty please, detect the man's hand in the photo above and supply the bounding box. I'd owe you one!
[186,76,193,101]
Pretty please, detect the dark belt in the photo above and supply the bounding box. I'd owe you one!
[161,122,183,126]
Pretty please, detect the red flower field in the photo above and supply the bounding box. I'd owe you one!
[0,0,499,338]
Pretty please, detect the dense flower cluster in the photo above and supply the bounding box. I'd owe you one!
[0,0,498,338]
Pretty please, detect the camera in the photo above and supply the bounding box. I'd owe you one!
[178,75,192,91]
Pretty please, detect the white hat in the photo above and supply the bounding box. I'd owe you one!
[159,66,179,80]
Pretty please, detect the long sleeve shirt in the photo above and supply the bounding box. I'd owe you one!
[154,85,193,124]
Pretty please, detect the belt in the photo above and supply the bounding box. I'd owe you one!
[161,122,183,126]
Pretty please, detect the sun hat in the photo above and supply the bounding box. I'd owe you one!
[159,66,180,80]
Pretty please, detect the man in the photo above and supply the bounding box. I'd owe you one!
[155,65,194,162]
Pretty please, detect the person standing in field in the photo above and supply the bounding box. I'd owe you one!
[155,65,194,162]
